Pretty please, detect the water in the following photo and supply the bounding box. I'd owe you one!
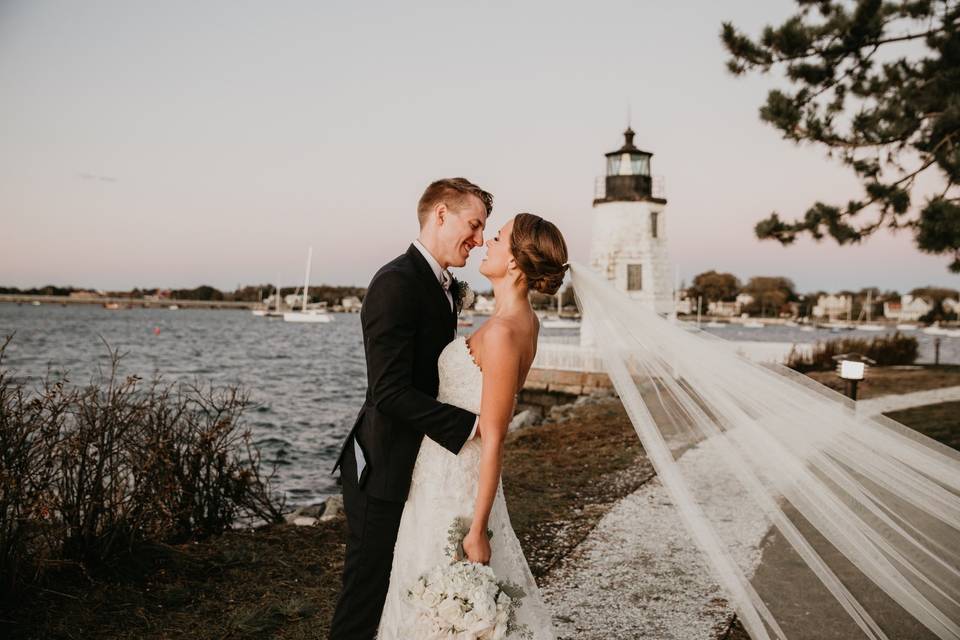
[0,303,367,506]
[697,322,960,364]
[2,304,957,506]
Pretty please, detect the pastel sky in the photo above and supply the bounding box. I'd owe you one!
[2,0,957,294]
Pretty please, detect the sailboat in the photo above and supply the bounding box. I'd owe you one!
[283,247,333,323]
[855,289,885,331]
[253,276,285,317]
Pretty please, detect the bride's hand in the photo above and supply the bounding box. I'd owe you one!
[462,528,491,564]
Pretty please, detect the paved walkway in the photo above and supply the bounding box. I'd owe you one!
[857,384,960,415]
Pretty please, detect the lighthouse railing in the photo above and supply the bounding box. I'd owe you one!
[593,175,667,200]
[652,176,666,199]
[594,176,606,200]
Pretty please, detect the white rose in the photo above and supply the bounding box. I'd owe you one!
[436,596,464,626]
[462,610,492,635]
[423,585,444,608]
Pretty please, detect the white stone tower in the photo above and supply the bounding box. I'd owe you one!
[589,127,673,314]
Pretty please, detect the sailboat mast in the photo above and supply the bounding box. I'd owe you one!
[275,274,281,313]
[302,247,313,312]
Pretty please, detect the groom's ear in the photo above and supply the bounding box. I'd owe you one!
[435,202,447,226]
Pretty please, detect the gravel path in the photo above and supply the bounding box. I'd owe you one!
[541,440,769,640]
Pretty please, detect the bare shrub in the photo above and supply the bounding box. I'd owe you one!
[785,332,919,372]
[0,335,286,597]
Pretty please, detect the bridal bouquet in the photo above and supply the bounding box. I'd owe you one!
[404,517,531,640]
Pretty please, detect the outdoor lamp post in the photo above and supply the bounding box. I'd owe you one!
[831,352,876,401]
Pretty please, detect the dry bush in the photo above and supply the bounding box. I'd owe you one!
[785,331,919,372]
[0,335,286,597]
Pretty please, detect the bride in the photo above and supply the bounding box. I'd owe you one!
[376,213,567,639]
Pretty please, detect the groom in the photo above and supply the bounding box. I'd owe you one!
[328,177,493,639]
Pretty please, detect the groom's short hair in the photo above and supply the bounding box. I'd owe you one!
[417,178,493,228]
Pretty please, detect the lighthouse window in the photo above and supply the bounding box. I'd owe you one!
[631,155,650,176]
[607,156,620,175]
[650,211,658,238]
[627,264,643,291]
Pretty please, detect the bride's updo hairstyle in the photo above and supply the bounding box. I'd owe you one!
[510,213,569,295]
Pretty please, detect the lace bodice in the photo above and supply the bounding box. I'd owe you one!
[436,335,483,415]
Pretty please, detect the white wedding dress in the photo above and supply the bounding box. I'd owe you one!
[377,336,556,639]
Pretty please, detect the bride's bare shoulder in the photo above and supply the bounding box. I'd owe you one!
[479,317,535,347]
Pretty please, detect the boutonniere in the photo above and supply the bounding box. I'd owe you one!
[450,277,474,314]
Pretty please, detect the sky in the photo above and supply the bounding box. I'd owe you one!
[1,0,957,295]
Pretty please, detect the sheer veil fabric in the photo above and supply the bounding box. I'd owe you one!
[569,263,960,640]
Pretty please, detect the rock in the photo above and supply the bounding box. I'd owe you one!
[282,501,327,524]
[293,516,317,527]
[297,502,326,518]
[320,495,344,522]
[548,403,575,423]
[509,409,543,432]
[588,386,616,399]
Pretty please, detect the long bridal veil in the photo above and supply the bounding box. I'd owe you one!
[569,263,960,640]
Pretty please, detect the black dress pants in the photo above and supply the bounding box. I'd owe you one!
[328,437,405,640]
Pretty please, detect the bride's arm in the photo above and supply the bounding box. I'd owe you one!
[463,324,520,564]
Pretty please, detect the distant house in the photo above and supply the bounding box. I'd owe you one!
[707,300,739,317]
[284,293,301,307]
[943,297,958,314]
[675,296,693,315]
[473,295,495,314]
[735,293,754,307]
[145,289,173,301]
[812,294,852,319]
[341,296,362,312]
[883,295,933,321]
[69,290,101,300]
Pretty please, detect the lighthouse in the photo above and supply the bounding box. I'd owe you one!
[589,127,673,315]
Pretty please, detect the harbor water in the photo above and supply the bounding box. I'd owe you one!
[2,303,958,505]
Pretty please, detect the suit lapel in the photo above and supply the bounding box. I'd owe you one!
[406,245,454,323]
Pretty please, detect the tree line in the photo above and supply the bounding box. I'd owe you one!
[0,284,367,305]
[684,270,958,320]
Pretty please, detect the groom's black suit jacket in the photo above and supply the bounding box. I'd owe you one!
[332,244,476,502]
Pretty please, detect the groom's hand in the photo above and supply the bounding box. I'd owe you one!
[463,528,491,565]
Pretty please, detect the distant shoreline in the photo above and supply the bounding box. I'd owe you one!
[0,294,258,310]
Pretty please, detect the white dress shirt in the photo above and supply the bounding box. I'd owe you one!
[355,241,479,481]
[412,239,454,312]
